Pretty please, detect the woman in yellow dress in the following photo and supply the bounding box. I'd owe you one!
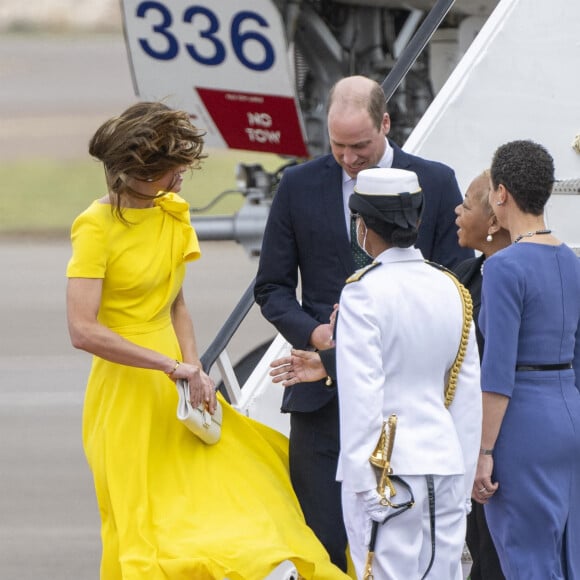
[66,101,350,580]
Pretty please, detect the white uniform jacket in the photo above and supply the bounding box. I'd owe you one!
[336,247,481,503]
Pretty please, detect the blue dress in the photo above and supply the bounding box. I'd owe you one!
[480,243,580,579]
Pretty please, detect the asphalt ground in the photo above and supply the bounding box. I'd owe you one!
[0,33,137,160]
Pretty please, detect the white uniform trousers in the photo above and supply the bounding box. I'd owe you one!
[343,474,466,580]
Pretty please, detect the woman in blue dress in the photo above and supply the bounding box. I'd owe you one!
[474,140,580,579]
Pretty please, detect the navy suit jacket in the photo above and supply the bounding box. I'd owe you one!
[255,141,473,413]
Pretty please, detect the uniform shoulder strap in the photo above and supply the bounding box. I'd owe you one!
[345,261,381,284]
[425,260,473,408]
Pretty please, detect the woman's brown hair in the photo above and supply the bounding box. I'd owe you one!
[89,101,206,221]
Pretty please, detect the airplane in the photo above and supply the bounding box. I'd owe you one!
[121,0,580,432]
[122,0,498,160]
[122,0,501,255]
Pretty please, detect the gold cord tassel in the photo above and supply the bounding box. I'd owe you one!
[363,550,375,580]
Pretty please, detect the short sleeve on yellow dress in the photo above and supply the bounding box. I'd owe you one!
[66,194,348,580]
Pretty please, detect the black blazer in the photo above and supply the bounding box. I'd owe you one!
[453,254,485,359]
[255,141,473,412]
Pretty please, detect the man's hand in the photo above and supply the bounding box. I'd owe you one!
[270,349,328,386]
[309,323,334,350]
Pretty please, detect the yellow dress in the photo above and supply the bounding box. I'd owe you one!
[66,194,350,580]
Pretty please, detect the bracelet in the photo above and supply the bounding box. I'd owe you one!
[166,360,181,375]
[480,447,494,456]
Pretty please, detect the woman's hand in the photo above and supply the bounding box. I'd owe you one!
[171,362,217,413]
[329,303,339,339]
[270,349,328,386]
[472,454,499,504]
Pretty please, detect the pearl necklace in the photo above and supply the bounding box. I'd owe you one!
[513,229,552,244]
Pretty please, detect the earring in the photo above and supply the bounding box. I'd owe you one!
[496,200,504,206]
[486,234,493,242]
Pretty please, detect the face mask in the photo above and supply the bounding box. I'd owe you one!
[357,218,372,259]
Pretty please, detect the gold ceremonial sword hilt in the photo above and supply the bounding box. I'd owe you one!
[364,414,398,580]
[369,414,398,505]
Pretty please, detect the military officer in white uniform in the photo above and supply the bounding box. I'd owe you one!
[336,168,482,579]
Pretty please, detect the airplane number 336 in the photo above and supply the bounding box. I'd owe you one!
[134,1,276,71]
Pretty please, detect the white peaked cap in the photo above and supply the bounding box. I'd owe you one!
[349,167,423,229]
[354,167,421,196]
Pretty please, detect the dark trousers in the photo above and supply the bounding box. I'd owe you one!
[466,501,505,579]
[289,397,348,571]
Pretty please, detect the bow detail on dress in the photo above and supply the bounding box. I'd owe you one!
[154,192,191,225]
[154,192,201,261]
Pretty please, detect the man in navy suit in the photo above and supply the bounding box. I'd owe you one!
[254,75,472,570]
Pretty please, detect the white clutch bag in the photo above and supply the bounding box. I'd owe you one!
[176,379,222,445]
